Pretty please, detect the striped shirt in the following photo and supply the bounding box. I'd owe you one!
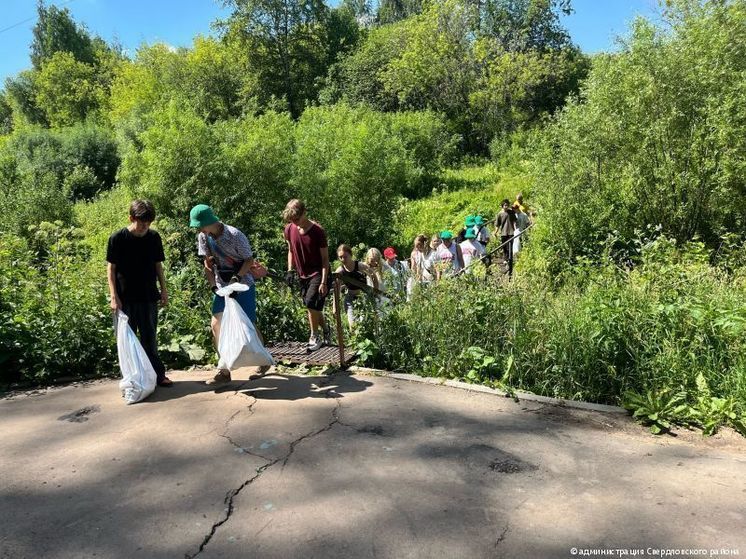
[197,223,254,287]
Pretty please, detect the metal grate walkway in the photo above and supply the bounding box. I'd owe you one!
[267,341,356,367]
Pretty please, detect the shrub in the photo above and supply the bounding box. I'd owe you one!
[531,2,746,274]
[291,104,412,248]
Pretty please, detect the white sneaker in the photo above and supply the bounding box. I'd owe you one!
[306,334,323,352]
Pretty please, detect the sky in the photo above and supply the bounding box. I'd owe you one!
[0,0,662,85]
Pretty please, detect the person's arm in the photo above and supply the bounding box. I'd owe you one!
[155,262,168,306]
[203,258,217,290]
[235,257,255,280]
[319,246,330,296]
[107,263,120,312]
[359,262,379,292]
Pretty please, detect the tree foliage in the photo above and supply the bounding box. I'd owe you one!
[531,0,746,272]
[219,0,358,117]
[31,1,97,69]
[34,52,106,127]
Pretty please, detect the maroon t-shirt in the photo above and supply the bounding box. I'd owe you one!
[284,222,328,279]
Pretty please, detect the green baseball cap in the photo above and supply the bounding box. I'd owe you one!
[474,216,485,226]
[464,215,476,227]
[465,228,477,240]
[189,204,219,228]
[440,230,453,240]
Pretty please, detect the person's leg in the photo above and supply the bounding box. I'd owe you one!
[137,302,168,385]
[207,295,230,384]
[344,294,356,328]
[507,236,514,277]
[302,274,328,349]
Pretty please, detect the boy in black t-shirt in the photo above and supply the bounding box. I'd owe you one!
[106,200,171,386]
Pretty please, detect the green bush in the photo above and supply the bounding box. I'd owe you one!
[0,224,115,383]
[291,104,412,248]
[531,2,746,274]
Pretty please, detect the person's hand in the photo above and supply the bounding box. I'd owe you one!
[159,290,169,307]
[229,274,241,284]
[319,281,328,297]
[285,270,296,287]
[110,295,121,313]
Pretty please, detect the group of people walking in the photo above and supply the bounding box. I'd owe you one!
[106,194,532,389]
[333,193,533,329]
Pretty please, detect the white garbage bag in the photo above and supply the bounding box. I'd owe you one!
[513,227,522,255]
[116,310,157,404]
[216,283,275,370]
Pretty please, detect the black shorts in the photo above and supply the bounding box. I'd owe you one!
[300,274,330,311]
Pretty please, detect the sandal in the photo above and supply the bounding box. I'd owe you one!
[158,377,174,387]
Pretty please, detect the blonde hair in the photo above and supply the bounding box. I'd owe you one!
[365,248,382,268]
[282,199,306,223]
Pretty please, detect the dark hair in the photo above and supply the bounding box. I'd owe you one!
[337,243,353,256]
[501,199,511,207]
[130,200,155,222]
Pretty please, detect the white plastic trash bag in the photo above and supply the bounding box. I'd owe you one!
[216,283,274,370]
[116,310,157,404]
[513,227,521,255]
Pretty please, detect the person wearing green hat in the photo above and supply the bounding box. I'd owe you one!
[457,215,476,244]
[473,215,491,248]
[459,226,486,272]
[190,204,265,385]
[433,230,464,279]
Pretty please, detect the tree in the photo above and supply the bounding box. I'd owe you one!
[322,19,411,111]
[479,0,573,51]
[0,93,12,135]
[34,52,105,127]
[470,40,588,142]
[4,71,48,126]
[220,0,332,117]
[532,1,746,270]
[382,0,477,137]
[30,1,96,69]
[376,0,423,24]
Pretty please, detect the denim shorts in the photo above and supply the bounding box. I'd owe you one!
[212,283,257,324]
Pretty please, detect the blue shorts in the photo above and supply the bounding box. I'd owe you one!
[212,284,257,324]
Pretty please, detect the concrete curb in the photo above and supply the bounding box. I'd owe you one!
[348,366,628,415]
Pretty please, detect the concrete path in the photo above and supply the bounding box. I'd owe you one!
[1,369,745,559]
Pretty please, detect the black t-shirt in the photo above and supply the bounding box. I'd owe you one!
[106,228,165,303]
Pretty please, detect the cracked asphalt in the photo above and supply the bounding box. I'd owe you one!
[1,369,745,559]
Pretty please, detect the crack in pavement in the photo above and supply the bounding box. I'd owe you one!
[495,523,510,548]
[185,396,343,558]
[218,399,270,461]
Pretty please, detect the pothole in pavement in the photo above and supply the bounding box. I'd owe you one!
[467,444,538,474]
[357,424,386,436]
[57,405,100,423]
[489,458,535,473]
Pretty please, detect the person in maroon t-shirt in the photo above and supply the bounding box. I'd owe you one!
[282,199,331,352]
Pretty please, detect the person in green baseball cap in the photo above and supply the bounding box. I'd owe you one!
[459,226,486,272]
[189,204,268,385]
[433,230,464,279]
[457,215,476,244]
[473,215,491,248]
